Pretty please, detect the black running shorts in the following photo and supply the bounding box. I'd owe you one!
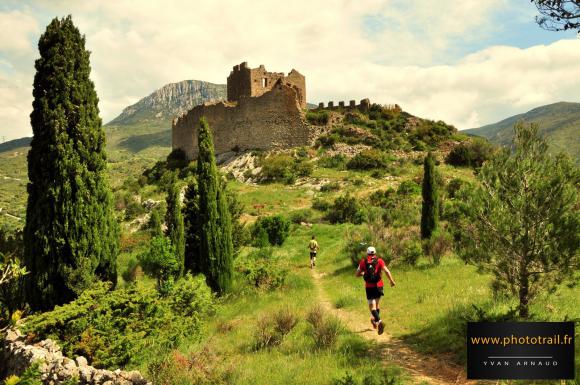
[310,251,317,259]
[365,286,384,300]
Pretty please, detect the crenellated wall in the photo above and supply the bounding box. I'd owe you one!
[173,81,313,160]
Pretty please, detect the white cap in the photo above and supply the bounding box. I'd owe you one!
[367,246,376,255]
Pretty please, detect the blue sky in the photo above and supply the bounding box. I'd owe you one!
[0,0,579,140]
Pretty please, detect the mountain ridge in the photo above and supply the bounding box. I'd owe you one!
[106,79,227,127]
[464,101,580,162]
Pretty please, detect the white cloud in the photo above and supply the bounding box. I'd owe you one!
[0,0,579,140]
[0,9,38,54]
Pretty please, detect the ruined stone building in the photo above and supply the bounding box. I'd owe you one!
[172,62,311,160]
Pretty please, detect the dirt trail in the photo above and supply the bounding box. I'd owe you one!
[311,270,480,385]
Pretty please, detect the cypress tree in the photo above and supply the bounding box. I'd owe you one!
[421,152,439,239]
[197,118,233,294]
[165,177,185,277]
[183,179,201,274]
[24,16,119,311]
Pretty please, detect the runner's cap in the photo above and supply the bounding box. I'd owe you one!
[367,246,376,255]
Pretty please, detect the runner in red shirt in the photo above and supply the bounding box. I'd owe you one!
[355,246,395,335]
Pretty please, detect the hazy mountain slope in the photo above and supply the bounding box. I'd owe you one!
[464,102,580,161]
[107,80,226,127]
[0,137,31,153]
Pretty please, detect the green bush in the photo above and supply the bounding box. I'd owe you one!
[316,133,340,148]
[320,181,341,192]
[253,308,298,350]
[125,196,146,220]
[259,154,312,184]
[397,180,421,195]
[138,236,180,295]
[306,308,343,349]
[306,110,330,125]
[326,194,366,224]
[317,154,347,169]
[237,248,286,290]
[423,228,452,265]
[343,228,373,267]
[121,258,140,283]
[346,150,388,170]
[289,209,314,224]
[22,281,213,369]
[252,215,290,246]
[446,178,465,199]
[402,240,422,266]
[445,138,495,168]
[312,198,331,211]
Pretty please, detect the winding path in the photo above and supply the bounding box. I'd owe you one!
[311,270,480,385]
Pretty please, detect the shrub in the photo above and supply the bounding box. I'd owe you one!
[402,240,422,266]
[259,154,312,184]
[260,154,295,183]
[309,314,343,349]
[423,228,452,265]
[318,154,347,169]
[446,178,465,199]
[125,196,146,220]
[252,307,298,350]
[121,258,140,283]
[320,181,341,192]
[138,236,180,295]
[446,138,495,168]
[306,305,325,329]
[346,150,388,170]
[397,180,421,195]
[253,314,284,350]
[326,194,366,224]
[252,215,291,246]
[22,281,213,369]
[316,133,340,148]
[312,198,331,211]
[237,248,286,290]
[289,209,314,224]
[306,110,330,125]
[274,306,299,336]
[250,225,270,248]
[343,228,373,267]
[147,345,231,385]
[169,274,214,318]
[343,111,367,125]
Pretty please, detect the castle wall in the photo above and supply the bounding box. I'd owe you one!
[173,82,312,160]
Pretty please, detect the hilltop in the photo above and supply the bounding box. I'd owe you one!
[464,101,580,162]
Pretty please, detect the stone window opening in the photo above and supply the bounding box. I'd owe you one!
[262,78,267,87]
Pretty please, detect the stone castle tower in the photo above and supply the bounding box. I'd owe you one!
[227,62,306,108]
[172,62,312,160]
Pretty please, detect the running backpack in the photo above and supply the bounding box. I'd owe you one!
[363,257,380,283]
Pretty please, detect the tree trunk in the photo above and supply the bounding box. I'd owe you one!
[518,267,530,318]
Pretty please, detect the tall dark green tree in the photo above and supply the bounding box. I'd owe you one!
[165,177,185,276]
[197,118,233,294]
[421,152,439,239]
[24,16,119,311]
[459,123,579,318]
[183,179,201,274]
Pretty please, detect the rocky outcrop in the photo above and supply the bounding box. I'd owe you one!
[1,329,150,385]
[108,80,226,126]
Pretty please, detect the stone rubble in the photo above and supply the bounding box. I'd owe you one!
[1,328,151,385]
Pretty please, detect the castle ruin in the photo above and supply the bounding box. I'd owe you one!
[172,62,311,160]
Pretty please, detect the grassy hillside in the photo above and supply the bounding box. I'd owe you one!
[464,102,580,162]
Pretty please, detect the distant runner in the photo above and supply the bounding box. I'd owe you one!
[355,246,395,335]
[308,236,319,269]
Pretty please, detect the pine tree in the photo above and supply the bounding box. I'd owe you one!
[421,152,439,239]
[459,123,579,318]
[23,16,119,311]
[165,177,185,277]
[196,118,233,294]
[183,180,201,274]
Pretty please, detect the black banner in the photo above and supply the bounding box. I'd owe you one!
[467,322,575,379]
